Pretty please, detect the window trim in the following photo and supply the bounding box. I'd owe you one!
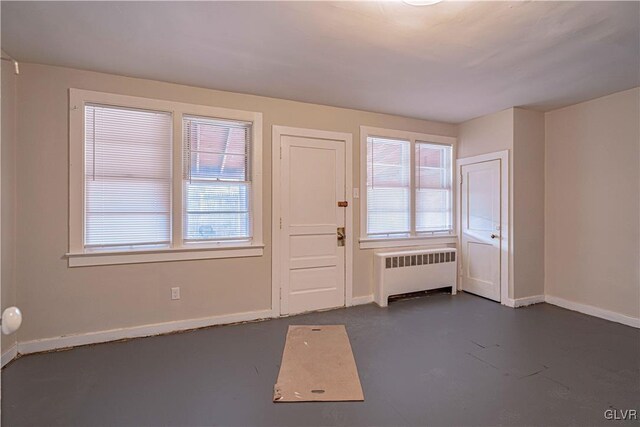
[359,126,457,249]
[68,89,263,266]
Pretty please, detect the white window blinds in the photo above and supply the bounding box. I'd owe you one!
[366,137,410,236]
[84,104,172,250]
[365,134,453,240]
[415,142,452,233]
[183,116,252,242]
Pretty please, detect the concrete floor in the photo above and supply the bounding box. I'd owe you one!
[2,292,639,426]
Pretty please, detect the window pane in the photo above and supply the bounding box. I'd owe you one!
[184,181,250,240]
[190,152,246,181]
[183,115,252,242]
[84,104,172,249]
[416,189,451,231]
[86,213,171,247]
[368,188,410,235]
[367,137,410,235]
[183,115,249,181]
[415,142,452,232]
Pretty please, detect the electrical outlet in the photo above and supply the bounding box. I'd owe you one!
[171,287,181,300]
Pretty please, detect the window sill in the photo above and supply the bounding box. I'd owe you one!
[66,244,264,267]
[359,235,457,249]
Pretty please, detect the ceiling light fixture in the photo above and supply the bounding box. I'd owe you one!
[402,0,443,6]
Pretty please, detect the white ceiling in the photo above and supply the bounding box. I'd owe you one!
[2,1,638,123]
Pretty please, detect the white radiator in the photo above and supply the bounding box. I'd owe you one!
[374,248,457,307]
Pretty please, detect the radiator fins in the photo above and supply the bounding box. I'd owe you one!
[385,251,455,269]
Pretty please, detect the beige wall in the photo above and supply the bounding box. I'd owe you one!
[458,107,546,300]
[545,88,640,319]
[12,61,636,345]
[15,63,456,342]
[458,108,514,159]
[1,51,18,351]
[458,108,515,299]
[513,108,545,298]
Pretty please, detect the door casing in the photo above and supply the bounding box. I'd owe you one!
[272,126,353,316]
[456,150,510,305]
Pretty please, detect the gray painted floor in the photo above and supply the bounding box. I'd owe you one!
[2,292,639,426]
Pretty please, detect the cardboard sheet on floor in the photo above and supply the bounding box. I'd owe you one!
[273,325,364,402]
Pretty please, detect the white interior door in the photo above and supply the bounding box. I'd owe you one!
[461,160,501,301]
[280,135,346,315]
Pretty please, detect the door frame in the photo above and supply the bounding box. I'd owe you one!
[271,126,353,316]
[456,150,509,305]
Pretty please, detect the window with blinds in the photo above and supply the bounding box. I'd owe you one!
[183,116,252,243]
[415,142,452,233]
[84,104,172,250]
[366,137,410,236]
[365,134,453,240]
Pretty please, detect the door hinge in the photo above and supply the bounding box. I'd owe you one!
[280,145,283,160]
[279,217,282,229]
[460,174,463,185]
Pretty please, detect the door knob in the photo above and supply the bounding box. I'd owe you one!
[1,306,22,335]
[490,234,498,239]
[337,227,345,247]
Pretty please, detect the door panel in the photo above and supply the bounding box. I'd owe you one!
[468,168,495,231]
[467,242,493,282]
[461,160,501,301]
[281,135,345,315]
[290,234,335,259]
[289,146,336,224]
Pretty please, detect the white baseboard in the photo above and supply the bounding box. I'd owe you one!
[12,294,639,357]
[504,294,545,308]
[2,344,18,367]
[16,297,373,356]
[545,295,640,329]
[351,295,374,306]
[18,308,276,355]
